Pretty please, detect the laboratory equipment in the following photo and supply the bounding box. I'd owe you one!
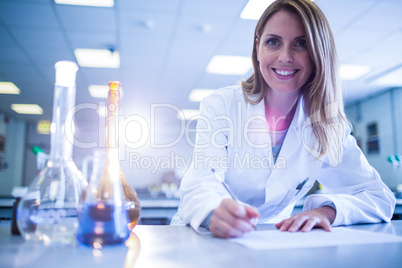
[76,148,130,245]
[104,81,141,230]
[76,81,140,245]
[16,61,86,245]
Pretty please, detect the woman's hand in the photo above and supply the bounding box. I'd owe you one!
[275,206,336,232]
[209,199,259,238]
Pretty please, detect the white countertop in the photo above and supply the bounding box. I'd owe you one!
[1,221,402,268]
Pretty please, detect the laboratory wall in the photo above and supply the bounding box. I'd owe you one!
[72,116,195,189]
[0,112,26,196]
[22,114,196,190]
[345,87,402,191]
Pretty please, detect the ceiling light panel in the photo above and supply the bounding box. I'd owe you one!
[240,0,313,20]
[240,0,275,20]
[340,64,372,80]
[0,82,20,94]
[74,48,120,68]
[177,109,200,121]
[206,55,252,75]
[372,65,402,86]
[89,85,124,98]
[55,0,114,7]
[11,104,43,114]
[88,85,109,98]
[189,89,214,102]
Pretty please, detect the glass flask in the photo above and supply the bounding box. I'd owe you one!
[76,81,141,245]
[17,61,86,245]
[105,81,141,230]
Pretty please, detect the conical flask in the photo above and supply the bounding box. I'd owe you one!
[76,81,141,245]
[17,61,86,245]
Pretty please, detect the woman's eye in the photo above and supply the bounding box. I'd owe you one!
[295,40,307,47]
[266,39,279,46]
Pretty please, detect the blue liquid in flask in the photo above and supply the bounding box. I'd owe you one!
[76,203,130,245]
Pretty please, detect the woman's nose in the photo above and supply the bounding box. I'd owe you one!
[278,47,294,63]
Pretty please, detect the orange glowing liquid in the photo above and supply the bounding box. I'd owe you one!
[107,81,141,231]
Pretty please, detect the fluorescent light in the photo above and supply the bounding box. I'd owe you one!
[189,89,215,102]
[55,0,114,7]
[240,0,314,20]
[177,109,200,121]
[88,85,124,98]
[240,0,275,20]
[11,104,43,115]
[340,64,371,80]
[89,85,109,98]
[372,66,402,86]
[0,82,20,94]
[206,55,252,75]
[74,48,120,68]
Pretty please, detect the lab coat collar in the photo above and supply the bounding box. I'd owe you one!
[261,97,310,205]
[243,94,310,158]
[247,93,309,129]
[243,94,310,168]
[293,96,310,129]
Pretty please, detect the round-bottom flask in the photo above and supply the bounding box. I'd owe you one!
[16,61,85,245]
[17,160,84,245]
[76,148,140,245]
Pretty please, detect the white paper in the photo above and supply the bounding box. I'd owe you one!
[228,227,402,250]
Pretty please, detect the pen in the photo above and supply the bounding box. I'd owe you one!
[211,168,257,230]
[295,177,309,196]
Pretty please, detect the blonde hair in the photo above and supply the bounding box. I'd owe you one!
[241,0,349,158]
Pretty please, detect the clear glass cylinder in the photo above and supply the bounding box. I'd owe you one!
[17,61,86,245]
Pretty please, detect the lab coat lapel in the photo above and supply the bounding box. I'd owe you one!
[275,126,299,167]
[245,98,271,156]
[274,98,305,167]
[258,99,309,216]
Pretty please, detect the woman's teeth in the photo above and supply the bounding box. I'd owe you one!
[275,69,296,76]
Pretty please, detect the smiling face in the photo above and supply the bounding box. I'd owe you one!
[256,10,314,95]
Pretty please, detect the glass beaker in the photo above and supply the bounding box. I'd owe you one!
[16,61,86,245]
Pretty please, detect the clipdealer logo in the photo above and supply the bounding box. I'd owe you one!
[128,151,287,174]
[62,100,345,170]
[63,101,277,151]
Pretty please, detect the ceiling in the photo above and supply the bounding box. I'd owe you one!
[0,0,402,125]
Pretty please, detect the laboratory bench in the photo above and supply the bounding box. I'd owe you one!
[2,195,402,224]
[1,220,402,268]
[0,195,180,225]
[137,198,179,225]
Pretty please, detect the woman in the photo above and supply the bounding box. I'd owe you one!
[171,0,395,238]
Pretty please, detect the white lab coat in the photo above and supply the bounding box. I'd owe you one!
[171,85,395,234]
